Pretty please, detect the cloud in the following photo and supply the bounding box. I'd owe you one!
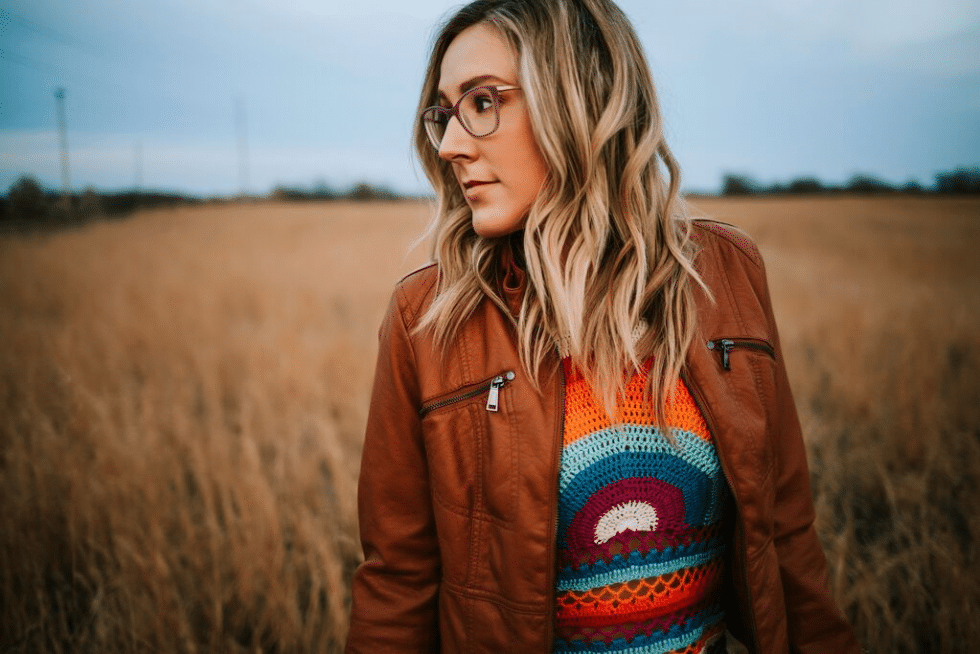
[628,0,980,78]
[702,0,979,46]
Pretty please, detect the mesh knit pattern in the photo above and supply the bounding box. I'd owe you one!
[553,358,731,654]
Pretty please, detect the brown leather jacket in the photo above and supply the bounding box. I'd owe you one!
[346,221,859,653]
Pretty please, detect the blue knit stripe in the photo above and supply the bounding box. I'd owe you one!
[559,427,721,494]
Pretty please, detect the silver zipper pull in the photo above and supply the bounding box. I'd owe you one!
[486,371,516,412]
[707,339,735,370]
[720,339,734,370]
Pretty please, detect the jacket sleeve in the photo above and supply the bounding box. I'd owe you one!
[759,257,861,654]
[345,285,440,652]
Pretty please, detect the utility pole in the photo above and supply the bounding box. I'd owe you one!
[55,87,72,215]
[134,141,143,211]
[236,96,250,198]
[135,141,143,193]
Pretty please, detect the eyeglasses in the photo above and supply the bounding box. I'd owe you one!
[420,85,520,150]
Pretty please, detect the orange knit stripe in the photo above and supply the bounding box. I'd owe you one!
[562,359,710,447]
[555,560,723,627]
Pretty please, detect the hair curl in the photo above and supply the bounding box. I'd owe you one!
[413,0,708,428]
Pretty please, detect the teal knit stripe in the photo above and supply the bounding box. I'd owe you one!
[559,427,721,494]
[555,544,724,592]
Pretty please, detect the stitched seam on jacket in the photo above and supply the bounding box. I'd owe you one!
[423,404,485,518]
[467,403,483,588]
[693,220,764,270]
[463,562,474,654]
[396,263,438,327]
[442,578,548,615]
[747,351,775,483]
[505,376,518,522]
[432,492,519,532]
[390,288,425,435]
[742,260,776,487]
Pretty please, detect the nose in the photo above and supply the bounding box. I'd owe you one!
[437,114,477,162]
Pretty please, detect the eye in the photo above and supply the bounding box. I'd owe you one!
[469,90,495,114]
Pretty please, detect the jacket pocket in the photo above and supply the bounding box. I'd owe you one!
[704,336,778,528]
[420,371,519,526]
[706,337,775,370]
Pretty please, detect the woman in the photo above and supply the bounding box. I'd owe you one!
[346,0,859,652]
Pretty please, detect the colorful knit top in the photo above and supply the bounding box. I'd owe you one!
[553,357,732,654]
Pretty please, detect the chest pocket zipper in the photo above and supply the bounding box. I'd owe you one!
[419,371,516,417]
[707,338,775,370]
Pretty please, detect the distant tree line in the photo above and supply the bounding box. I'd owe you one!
[720,166,980,196]
[4,166,978,227]
[0,176,408,227]
[267,181,402,202]
[0,176,204,226]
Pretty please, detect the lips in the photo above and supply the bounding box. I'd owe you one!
[463,180,494,189]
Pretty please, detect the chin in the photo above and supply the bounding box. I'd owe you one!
[471,208,525,239]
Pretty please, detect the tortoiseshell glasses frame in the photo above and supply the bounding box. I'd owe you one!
[420,85,521,150]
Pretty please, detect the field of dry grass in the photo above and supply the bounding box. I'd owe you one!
[1,196,977,652]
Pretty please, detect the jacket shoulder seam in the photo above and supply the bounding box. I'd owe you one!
[393,262,438,326]
[397,260,437,285]
[693,219,763,269]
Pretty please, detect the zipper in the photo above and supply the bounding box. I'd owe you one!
[485,373,512,412]
[417,371,515,417]
[544,361,566,651]
[681,367,761,653]
[706,337,775,370]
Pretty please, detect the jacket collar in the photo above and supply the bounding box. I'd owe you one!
[500,238,526,317]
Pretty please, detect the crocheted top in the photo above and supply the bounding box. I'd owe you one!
[553,357,732,654]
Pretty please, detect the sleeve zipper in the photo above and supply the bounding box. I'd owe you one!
[418,371,516,417]
[706,338,775,370]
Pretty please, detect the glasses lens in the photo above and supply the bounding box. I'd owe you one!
[460,88,498,137]
[422,108,448,148]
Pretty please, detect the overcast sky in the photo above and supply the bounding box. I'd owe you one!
[2,0,978,196]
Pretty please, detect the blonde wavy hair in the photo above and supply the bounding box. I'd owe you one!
[414,0,707,425]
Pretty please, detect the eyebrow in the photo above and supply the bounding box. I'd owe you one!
[436,74,509,102]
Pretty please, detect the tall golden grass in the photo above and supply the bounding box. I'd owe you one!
[1,196,977,652]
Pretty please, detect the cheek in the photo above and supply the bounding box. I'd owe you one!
[488,109,548,208]
[519,155,548,206]
[507,138,547,201]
